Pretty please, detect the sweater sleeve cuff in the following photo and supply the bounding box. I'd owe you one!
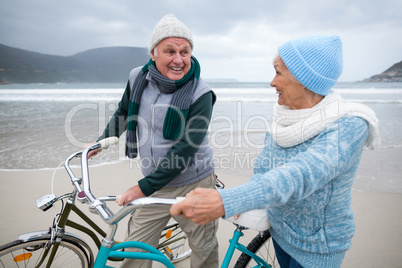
[138,178,155,197]
[218,183,260,219]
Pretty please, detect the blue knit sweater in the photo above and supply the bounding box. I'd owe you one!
[219,116,369,267]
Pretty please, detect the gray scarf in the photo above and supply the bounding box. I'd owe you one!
[126,56,201,158]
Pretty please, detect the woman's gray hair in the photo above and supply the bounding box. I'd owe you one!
[273,53,303,86]
[273,53,323,99]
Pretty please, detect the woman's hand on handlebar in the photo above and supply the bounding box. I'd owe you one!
[170,188,225,225]
[117,185,146,206]
[84,142,102,159]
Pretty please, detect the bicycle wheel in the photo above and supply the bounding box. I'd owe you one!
[158,221,191,263]
[0,236,91,268]
[234,230,279,268]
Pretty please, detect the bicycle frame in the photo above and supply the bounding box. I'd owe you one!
[95,242,175,268]
[29,138,271,268]
[222,227,270,268]
[32,189,107,267]
[90,224,270,268]
[31,187,188,267]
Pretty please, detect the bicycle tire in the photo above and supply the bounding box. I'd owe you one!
[158,221,191,263]
[234,230,279,268]
[0,236,91,268]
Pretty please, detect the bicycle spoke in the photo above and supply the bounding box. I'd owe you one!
[0,239,89,268]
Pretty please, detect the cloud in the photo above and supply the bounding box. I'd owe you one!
[0,0,401,81]
[195,20,287,81]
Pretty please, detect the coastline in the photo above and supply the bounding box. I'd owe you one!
[1,149,401,267]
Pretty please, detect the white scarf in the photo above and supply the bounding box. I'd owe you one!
[270,91,380,149]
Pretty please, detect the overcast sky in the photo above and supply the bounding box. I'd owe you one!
[1,0,401,82]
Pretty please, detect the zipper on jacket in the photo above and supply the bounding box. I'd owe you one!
[150,92,161,167]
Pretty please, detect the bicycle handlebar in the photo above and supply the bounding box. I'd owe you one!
[104,197,178,225]
[98,136,119,150]
[64,137,181,226]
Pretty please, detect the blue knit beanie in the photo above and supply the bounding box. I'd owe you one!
[278,35,343,96]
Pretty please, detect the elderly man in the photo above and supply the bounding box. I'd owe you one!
[97,14,218,267]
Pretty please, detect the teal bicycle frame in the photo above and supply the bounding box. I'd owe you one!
[91,222,269,268]
[95,241,175,268]
[92,227,270,268]
[222,227,270,268]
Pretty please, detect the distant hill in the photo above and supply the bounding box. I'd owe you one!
[0,44,150,83]
[363,60,402,82]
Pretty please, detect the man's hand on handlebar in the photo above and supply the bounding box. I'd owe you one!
[84,143,102,159]
[117,185,146,206]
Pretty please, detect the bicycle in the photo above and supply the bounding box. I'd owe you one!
[0,137,278,268]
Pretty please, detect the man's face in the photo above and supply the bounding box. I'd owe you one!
[151,37,192,81]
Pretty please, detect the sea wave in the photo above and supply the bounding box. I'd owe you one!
[0,88,124,102]
[0,96,122,102]
[334,88,402,94]
[2,96,401,103]
[213,88,402,94]
[216,97,402,103]
[0,88,124,94]
[1,87,401,103]
[0,158,126,172]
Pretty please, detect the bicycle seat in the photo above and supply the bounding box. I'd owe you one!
[226,209,271,231]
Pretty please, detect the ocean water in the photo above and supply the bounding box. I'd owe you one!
[1,81,402,191]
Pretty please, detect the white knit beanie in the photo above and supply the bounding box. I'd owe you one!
[149,14,193,53]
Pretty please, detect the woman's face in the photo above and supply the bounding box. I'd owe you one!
[151,37,192,81]
[270,57,319,110]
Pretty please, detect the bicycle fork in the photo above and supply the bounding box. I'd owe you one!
[35,197,76,268]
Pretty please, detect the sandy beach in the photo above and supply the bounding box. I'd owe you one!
[1,147,401,267]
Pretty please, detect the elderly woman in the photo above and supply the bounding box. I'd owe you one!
[171,35,379,267]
